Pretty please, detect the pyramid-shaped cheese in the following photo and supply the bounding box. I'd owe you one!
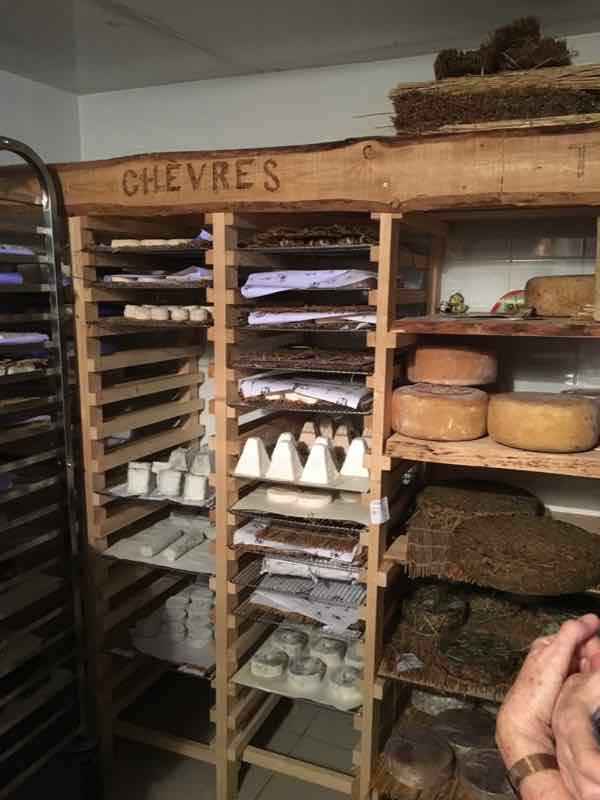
[234,437,271,478]
[301,442,339,485]
[333,424,353,456]
[340,437,369,478]
[299,421,319,448]
[317,416,335,440]
[267,437,303,481]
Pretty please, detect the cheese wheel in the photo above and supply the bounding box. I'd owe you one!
[408,344,497,386]
[525,275,594,317]
[391,384,488,441]
[488,392,599,453]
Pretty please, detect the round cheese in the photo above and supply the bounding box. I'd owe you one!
[271,628,308,658]
[310,637,346,668]
[525,275,594,317]
[407,344,497,386]
[288,656,326,692]
[250,648,288,678]
[391,384,488,441]
[488,392,599,453]
[328,666,362,707]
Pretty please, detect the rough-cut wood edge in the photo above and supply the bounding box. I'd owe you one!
[19,124,600,216]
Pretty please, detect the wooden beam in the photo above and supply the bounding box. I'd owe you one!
[243,747,354,795]
[114,721,215,763]
[41,128,600,216]
[227,694,281,761]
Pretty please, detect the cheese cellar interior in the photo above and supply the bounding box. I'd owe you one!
[4,9,600,799]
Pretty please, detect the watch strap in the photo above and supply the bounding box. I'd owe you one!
[508,753,559,797]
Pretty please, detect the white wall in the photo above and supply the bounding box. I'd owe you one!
[78,53,433,160]
[0,69,81,163]
[78,31,600,161]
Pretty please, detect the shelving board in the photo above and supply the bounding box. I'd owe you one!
[391,315,600,338]
[385,433,600,479]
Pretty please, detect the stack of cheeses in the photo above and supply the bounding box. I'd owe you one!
[391,342,600,453]
[127,445,211,502]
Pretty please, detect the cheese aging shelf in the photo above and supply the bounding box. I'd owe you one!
[208,211,441,800]
[0,138,84,798]
[69,213,217,783]
[52,122,600,800]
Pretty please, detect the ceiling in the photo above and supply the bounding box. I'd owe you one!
[3,0,600,94]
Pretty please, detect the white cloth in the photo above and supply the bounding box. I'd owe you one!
[248,310,376,326]
[239,373,371,410]
[241,269,373,299]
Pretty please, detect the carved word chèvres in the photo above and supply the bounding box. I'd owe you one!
[121,158,280,197]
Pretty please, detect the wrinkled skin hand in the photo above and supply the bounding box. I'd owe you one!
[553,639,600,800]
[497,614,600,800]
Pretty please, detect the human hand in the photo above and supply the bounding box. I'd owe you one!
[553,666,600,800]
[497,614,600,771]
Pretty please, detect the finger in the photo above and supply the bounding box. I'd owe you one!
[583,634,600,662]
[591,653,600,672]
[546,617,600,677]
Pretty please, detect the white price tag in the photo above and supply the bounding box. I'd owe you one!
[369,497,390,524]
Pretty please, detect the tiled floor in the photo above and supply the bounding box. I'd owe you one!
[13,700,357,800]
[110,699,357,800]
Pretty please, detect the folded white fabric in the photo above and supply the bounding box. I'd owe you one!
[261,557,359,583]
[239,374,371,410]
[248,310,376,326]
[241,270,373,298]
[166,266,212,282]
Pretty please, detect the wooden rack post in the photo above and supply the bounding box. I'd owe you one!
[70,215,214,786]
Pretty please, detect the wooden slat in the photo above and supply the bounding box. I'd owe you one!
[89,371,204,406]
[106,573,187,632]
[227,693,280,760]
[114,721,215,763]
[92,423,204,471]
[90,345,203,372]
[243,747,354,795]
[111,662,169,717]
[385,433,600,479]
[92,398,204,438]
[99,501,167,538]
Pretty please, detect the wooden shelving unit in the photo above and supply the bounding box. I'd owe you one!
[53,122,600,799]
[377,210,600,737]
[205,210,441,800]
[69,214,216,787]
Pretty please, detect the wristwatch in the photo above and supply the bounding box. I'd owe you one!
[507,753,559,798]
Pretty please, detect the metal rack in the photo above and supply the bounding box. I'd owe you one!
[0,137,84,797]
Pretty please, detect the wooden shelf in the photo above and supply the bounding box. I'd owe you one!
[391,314,600,338]
[385,433,600,479]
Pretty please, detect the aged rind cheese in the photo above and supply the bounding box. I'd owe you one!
[525,274,594,317]
[391,384,488,441]
[408,344,498,386]
[488,392,599,453]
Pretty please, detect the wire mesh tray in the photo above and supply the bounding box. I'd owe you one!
[233,397,372,416]
[233,598,364,639]
[231,558,363,592]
